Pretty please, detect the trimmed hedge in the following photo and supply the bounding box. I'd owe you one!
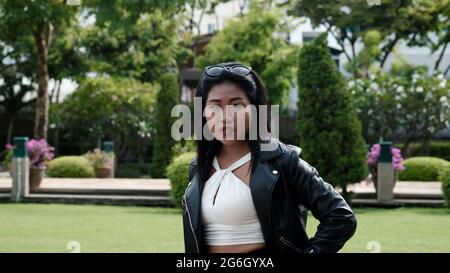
[166,152,196,208]
[398,157,450,181]
[422,141,450,161]
[47,156,95,178]
[398,141,450,161]
[440,168,450,208]
[297,33,366,193]
[150,73,179,178]
[116,163,150,178]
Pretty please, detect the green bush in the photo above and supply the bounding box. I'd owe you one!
[398,157,450,181]
[428,142,450,161]
[55,77,157,165]
[47,156,95,178]
[166,152,196,208]
[171,138,196,159]
[116,163,150,178]
[440,168,450,208]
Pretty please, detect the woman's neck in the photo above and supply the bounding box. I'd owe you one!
[219,141,251,159]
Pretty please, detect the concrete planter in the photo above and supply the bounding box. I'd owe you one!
[7,162,13,177]
[372,170,398,193]
[29,168,45,191]
[94,167,112,178]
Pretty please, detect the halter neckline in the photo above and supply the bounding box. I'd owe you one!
[213,152,251,173]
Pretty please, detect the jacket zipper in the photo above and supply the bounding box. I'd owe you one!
[185,202,200,253]
[183,182,200,253]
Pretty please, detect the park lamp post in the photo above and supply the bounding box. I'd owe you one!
[11,137,29,202]
[377,141,395,204]
[102,141,115,178]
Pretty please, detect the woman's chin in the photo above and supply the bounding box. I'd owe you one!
[215,134,238,146]
[220,139,237,146]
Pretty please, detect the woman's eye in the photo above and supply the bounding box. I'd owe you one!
[206,104,219,109]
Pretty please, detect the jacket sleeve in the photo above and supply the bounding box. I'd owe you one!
[288,150,357,253]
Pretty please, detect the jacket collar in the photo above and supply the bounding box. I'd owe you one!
[258,137,285,162]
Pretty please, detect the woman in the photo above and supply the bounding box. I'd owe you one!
[182,62,357,254]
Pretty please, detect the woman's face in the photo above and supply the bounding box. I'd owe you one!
[204,81,252,146]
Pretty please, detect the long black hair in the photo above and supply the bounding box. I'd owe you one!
[195,61,272,187]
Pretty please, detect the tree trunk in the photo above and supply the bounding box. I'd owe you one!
[444,63,450,77]
[434,41,448,72]
[6,114,15,144]
[401,131,416,158]
[379,35,399,69]
[420,131,432,155]
[52,80,61,155]
[33,23,53,140]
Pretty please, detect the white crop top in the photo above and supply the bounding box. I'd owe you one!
[201,152,265,246]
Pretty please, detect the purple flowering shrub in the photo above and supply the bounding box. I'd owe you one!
[366,144,405,186]
[367,144,405,171]
[26,139,55,169]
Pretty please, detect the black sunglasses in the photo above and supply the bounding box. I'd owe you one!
[205,65,252,77]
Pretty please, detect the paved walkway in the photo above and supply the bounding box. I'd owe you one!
[0,177,169,190]
[0,174,442,196]
[347,181,442,196]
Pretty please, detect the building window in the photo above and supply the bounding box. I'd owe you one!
[208,23,216,34]
[302,32,321,44]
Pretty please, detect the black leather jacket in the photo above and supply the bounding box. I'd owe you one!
[182,138,357,253]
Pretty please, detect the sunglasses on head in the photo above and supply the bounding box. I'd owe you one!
[205,64,252,77]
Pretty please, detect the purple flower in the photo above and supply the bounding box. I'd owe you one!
[367,144,380,166]
[366,144,405,172]
[5,143,13,150]
[26,138,55,169]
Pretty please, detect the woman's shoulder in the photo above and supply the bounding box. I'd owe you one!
[187,156,198,182]
[270,138,317,176]
[270,138,303,159]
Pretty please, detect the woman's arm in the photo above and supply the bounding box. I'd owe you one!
[288,151,357,253]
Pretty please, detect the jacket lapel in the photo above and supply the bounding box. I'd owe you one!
[249,138,284,245]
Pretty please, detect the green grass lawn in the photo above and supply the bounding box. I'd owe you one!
[0,203,449,253]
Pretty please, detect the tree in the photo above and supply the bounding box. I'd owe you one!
[81,3,191,84]
[0,16,36,144]
[406,0,450,75]
[196,2,299,107]
[1,0,79,139]
[0,68,35,144]
[297,34,366,197]
[150,73,180,178]
[289,0,449,74]
[344,30,382,78]
[349,63,450,155]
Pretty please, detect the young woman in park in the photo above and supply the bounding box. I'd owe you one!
[182,62,356,254]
